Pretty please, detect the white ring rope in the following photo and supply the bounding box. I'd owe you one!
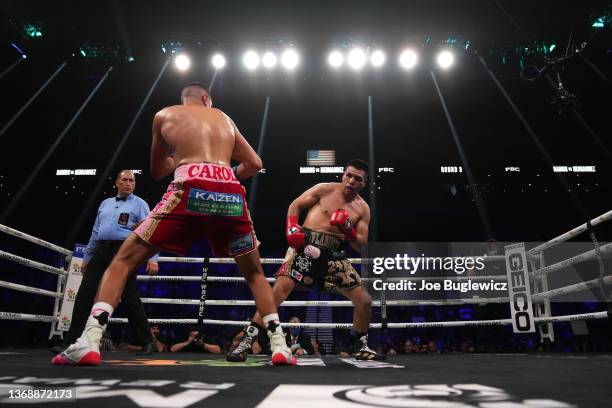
[529,242,612,279]
[533,275,612,300]
[1,311,607,328]
[158,256,362,264]
[0,250,67,276]
[528,209,612,255]
[101,311,609,328]
[158,256,504,265]
[0,224,72,256]
[0,311,58,322]
[0,280,63,298]
[138,275,276,283]
[139,297,510,307]
[135,275,507,283]
[139,269,610,307]
[2,218,611,333]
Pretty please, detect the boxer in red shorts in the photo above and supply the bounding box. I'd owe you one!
[53,83,294,366]
[135,162,257,257]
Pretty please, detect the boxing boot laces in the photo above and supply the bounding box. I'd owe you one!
[354,333,386,361]
[226,325,257,362]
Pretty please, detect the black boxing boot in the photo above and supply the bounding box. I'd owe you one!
[353,332,386,361]
[226,323,259,362]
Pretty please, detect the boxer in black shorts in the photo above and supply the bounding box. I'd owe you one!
[227,159,385,362]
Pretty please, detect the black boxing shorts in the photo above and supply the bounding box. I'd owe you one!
[275,229,361,292]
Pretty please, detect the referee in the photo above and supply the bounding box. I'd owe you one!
[53,170,159,353]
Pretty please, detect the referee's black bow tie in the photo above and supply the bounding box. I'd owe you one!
[115,196,127,201]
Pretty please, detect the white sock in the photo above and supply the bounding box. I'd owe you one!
[83,302,113,344]
[90,302,114,319]
[263,313,282,333]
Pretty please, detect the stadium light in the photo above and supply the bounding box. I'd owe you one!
[370,50,386,67]
[399,49,418,69]
[262,52,277,68]
[437,50,455,69]
[281,49,299,70]
[328,50,344,68]
[174,54,191,71]
[212,54,226,69]
[243,50,260,70]
[347,48,366,70]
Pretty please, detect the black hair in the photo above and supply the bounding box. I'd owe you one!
[181,82,210,102]
[345,159,369,178]
[116,169,134,180]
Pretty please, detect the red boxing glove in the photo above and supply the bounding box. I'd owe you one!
[330,209,358,242]
[286,215,306,249]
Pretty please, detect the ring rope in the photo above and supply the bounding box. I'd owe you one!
[528,209,612,255]
[1,310,607,327]
[0,224,72,256]
[0,280,63,298]
[135,275,507,283]
[533,275,612,300]
[0,250,67,276]
[529,243,612,279]
[137,297,511,307]
[103,311,608,328]
[157,256,505,265]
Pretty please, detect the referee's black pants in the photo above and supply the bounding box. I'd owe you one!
[65,241,152,345]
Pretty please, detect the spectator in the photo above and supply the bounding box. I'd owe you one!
[403,339,417,354]
[171,327,221,353]
[123,325,169,352]
[284,317,314,355]
[311,338,323,356]
[427,340,440,354]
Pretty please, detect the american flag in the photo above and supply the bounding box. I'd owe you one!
[307,149,336,166]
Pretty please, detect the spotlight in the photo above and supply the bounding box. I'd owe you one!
[212,54,226,69]
[174,54,191,71]
[437,50,454,69]
[328,50,344,68]
[347,48,366,70]
[243,51,260,70]
[262,52,277,68]
[370,50,386,67]
[281,49,299,70]
[399,49,418,69]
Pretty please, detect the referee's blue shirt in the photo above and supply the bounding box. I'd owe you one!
[83,194,159,263]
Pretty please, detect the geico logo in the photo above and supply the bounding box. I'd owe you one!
[508,252,532,332]
[509,253,523,271]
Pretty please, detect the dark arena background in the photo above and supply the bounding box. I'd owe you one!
[1,1,611,407]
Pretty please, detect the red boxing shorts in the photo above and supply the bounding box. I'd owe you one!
[134,162,259,257]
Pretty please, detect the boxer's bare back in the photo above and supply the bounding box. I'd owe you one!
[151,104,260,180]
